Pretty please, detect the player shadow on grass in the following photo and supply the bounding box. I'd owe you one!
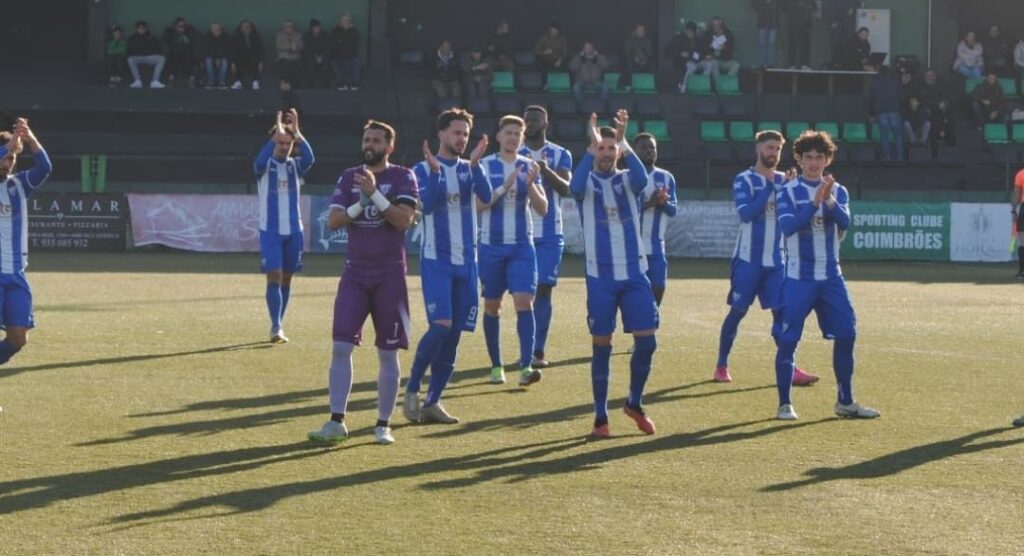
[439,355,601,391]
[761,427,1024,492]
[0,441,333,517]
[0,342,273,380]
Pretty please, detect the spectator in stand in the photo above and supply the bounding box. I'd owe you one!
[930,99,955,146]
[912,68,943,115]
[666,21,700,93]
[954,31,984,79]
[303,19,332,89]
[461,46,494,98]
[231,19,264,90]
[276,20,304,87]
[535,23,568,73]
[487,21,514,71]
[432,39,462,100]
[842,27,875,71]
[570,40,609,104]
[126,20,166,89]
[330,14,360,91]
[1015,36,1024,78]
[902,96,931,146]
[106,25,127,86]
[972,71,1008,126]
[164,17,199,87]
[983,25,1010,77]
[620,24,653,90]
[752,0,780,69]
[825,0,862,69]
[783,0,814,70]
[698,16,740,86]
[868,65,905,161]
[203,23,231,89]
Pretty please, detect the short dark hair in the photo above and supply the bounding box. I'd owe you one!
[523,105,548,118]
[498,115,525,131]
[684,21,698,33]
[858,27,869,33]
[632,132,655,145]
[364,119,396,143]
[598,127,616,140]
[755,130,785,144]
[437,108,474,131]
[793,130,837,157]
[135,20,148,28]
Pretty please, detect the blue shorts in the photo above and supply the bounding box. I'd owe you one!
[535,238,565,287]
[772,276,857,343]
[728,259,784,310]
[478,243,538,298]
[260,231,304,273]
[0,273,34,330]
[585,274,659,336]
[421,258,479,332]
[645,254,668,290]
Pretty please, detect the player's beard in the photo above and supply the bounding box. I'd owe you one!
[524,128,543,142]
[759,155,779,169]
[363,149,386,166]
[638,155,655,167]
[444,140,466,157]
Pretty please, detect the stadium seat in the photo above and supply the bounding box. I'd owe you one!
[715,74,741,95]
[760,94,791,121]
[999,78,1018,97]
[706,143,735,163]
[644,120,671,141]
[578,96,606,115]
[546,72,572,94]
[494,95,521,114]
[870,123,881,142]
[700,121,727,142]
[1012,123,1024,143]
[785,121,811,139]
[604,72,628,94]
[757,121,783,134]
[991,144,1022,164]
[605,53,621,69]
[466,96,492,115]
[964,77,983,94]
[514,51,536,67]
[399,50,425,66]
[553,119,583,140]
[729,121,755,142]
[687,74,713,95]
[984,123,1009,143]
[721,96,749,118]
[693,97,720,117]
[850,144,878,162]
[626,119,640,139]
[549,96,577,117]
[492,71,516,93]
[635,97,662,117]
[608,96,634,114]
[843,123,870,143]
[815,121,840,139]
[436,97,460,112]
[631,73,656,94]
[516,71,543,91]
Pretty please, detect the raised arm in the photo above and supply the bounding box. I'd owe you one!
[613,109,647,194]
[254,139,275,176]
[285,109,314,174]
[569,153,593,201]
[15,119,52,191]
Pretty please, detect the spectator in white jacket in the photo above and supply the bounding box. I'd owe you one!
[954,31,984,79]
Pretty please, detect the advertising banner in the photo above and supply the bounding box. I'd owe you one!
[28,194,127,251]
[949,203,1014,262]
[841,201,950,261]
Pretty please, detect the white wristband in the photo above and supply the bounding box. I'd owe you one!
[346,203,364,219]
[618,140,631,151]
[370,190,392,212]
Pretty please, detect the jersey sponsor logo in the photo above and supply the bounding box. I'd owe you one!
[813,215,825,228]
[0,203,11,217]
[446,192,461,205]
[766,200,776,216]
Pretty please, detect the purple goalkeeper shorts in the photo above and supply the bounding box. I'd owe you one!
[332,264,411,350]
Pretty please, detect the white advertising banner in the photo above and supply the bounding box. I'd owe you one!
[949,203,1014,262]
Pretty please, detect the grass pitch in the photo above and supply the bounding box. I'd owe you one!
[1,253,1022,555]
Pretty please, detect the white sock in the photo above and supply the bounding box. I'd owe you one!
[328,341,356,414]
[377,349,401,422]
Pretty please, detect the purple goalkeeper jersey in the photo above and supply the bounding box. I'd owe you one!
[330,164,419,269]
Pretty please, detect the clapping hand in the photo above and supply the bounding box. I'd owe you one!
[613,109,629,144]
[469,135,489,166]
[354,167,377,196]
[423,139,440,173]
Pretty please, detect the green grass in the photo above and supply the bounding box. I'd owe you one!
[2,253,1023,555]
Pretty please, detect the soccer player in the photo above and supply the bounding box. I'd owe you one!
[0,118,52,370]
[477,115,547,387]
[773,130,879,421]
[714,131,818,386]
[519,105,572,368]
[1012,167,1023,279]
[308,120,418,445]
[571,110,659,438]
[633,133,678,306]
[404,109,491,424]
[254,108,314,344]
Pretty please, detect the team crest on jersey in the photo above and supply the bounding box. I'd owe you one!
[457,169,471,182]
[0,203,11,216]
[612,182,624,195]
[427,303,437,315]
[379,183,392,194]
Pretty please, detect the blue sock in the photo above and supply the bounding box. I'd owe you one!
[0,340,20,366]
[280,286,291,320]
[407,323,449,394]
[265,283,282,330]
[516,309,535,369]
[716,307,747,368]
[483,313,501,368]
[833,337,856,405]
[533,294,552,355]
[424,328,462,406]
[591,344,612,423]
[628,335,657,408]
[775,341,797,405]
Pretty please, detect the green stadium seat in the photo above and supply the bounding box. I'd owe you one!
[984,123,1009,144]
[631,73,656,94]
[757,121,784,135]
[700,121,726,142]
[1013,123,1024,143]
[492,71,515,93]
[687,74,713,95]
[843,123,870,143]
[626,119,640,139]
[815,121,841,139]
[603,72,630,94]
[715,74,741,95]
[999,78,1019,97]
[645,120,671,141]
[729,121,755,142]
[870,122,881,142]
[546,72,571,94]
[785,121,811,139]
[964,77,983,94]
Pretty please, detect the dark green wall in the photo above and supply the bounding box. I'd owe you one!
[673,0,929,68]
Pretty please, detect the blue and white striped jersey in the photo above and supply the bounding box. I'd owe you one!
[640,166,678,257]
[776,176,851,281]
[254,140,315,235]
[519,141,572,241]
[570,150,649,280]
[477,153,535,246]
[0,148,52,274]
[732,168,785,267]
[414,157,492,266]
